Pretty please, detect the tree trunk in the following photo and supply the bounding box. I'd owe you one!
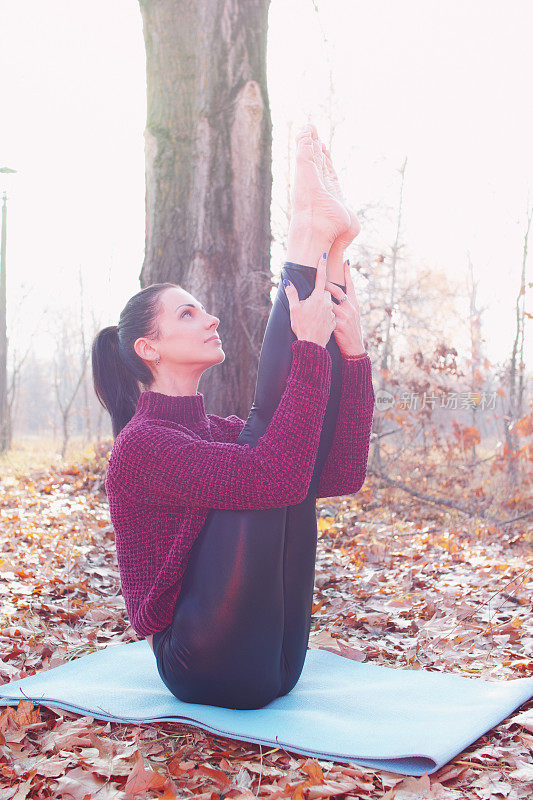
[467,255,484,465]
[61,410,69,461]
[138,0,273,418]
[505,203,531,492]
[371,157,407,473]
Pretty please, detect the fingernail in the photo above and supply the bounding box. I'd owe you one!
[323,252,327,259]
[282,277,290,287]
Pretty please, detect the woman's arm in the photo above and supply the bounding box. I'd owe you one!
[317,262,374,498]
[207,413,245,444]
[107,340,332,511]
[317,354,375,499]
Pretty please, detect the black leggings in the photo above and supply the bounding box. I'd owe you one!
[152,262,347,710]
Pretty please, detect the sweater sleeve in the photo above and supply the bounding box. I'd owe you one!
[206,413,245,444]
[110,340,332,511]
[317,354,375,499]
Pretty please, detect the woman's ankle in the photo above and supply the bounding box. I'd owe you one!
[286,216,332,267]
[326,243,347,284]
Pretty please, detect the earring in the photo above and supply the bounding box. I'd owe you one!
[155,355,161,366]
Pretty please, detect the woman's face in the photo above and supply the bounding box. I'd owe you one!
[136,286,224,370]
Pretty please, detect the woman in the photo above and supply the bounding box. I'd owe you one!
[91,124,375,710]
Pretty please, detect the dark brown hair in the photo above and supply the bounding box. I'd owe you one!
[91,282,181,438]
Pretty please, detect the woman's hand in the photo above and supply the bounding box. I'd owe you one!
[326,261,366,357]
[285,253,337,349]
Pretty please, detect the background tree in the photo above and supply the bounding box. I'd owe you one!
[370,157,408,474]
[5,289,46,449]
[465,254,488,465]
[504,202,532,493]
[138,0,273,418]
[0,192,9,453]
[52,275,91,459]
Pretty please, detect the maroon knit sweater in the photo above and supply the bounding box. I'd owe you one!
[105,339,375,637]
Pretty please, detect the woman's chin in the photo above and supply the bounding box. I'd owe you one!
[212,348,225,363]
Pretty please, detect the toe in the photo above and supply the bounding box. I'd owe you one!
[295,123,314,141]
[295,137,315,163]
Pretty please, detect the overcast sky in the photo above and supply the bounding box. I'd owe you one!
[1,0,532,368]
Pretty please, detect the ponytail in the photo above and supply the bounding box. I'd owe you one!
[91,282,179,438]
[91,326,141,438]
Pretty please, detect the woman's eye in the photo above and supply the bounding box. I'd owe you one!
[181,309,192,318]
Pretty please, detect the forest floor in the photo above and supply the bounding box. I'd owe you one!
[0,442,531,799]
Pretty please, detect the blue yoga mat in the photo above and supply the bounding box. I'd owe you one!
[1,641,531,776]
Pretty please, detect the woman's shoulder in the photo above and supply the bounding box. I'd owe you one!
[111,417,194,458]
[109,418,145,458]
[106,418,185,493]
[106,422,141,485]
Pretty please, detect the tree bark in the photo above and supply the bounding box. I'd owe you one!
[138,0,273,418]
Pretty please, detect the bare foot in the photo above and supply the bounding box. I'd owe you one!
[286,124,351,267]
[317,142,361,283]
[321,143,361,248]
